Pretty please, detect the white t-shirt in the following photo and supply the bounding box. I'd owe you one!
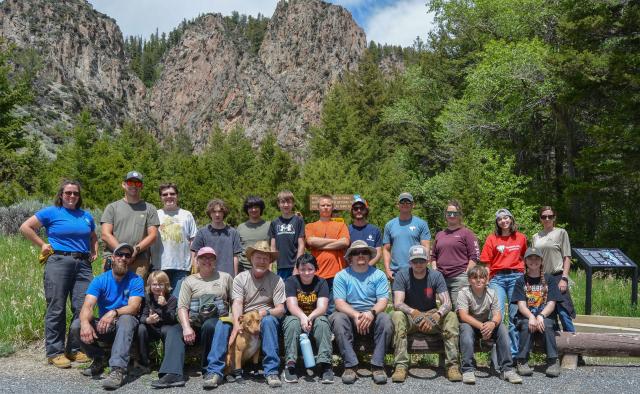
[151,208,198,271]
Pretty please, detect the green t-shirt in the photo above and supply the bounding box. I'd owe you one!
[100,199,160,258]
[236,220,270,270]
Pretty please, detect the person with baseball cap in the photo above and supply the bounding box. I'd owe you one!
[348,194,382,267]
[100,170,160,280]
[152,246,234,389]
[382,192,431,280]
[330,240,392,385]
[512,248,562,378]
[390,244,461,383]
[71,243,144,389]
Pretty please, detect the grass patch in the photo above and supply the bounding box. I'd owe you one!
[570,269,639,317]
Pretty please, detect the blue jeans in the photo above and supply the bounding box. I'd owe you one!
[205,320,233,377]
[489,272,522,358]
[277,268,294,281]
[557,303,576,332]
[260,315,281,376]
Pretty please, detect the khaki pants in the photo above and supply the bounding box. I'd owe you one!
[391,310,459,367]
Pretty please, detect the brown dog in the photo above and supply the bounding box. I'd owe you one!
[225,310,262,375]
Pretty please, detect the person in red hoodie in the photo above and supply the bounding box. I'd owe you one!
[479,208,527,359]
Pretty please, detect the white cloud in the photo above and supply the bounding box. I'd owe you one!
[88,0,278,37]
[364,0,435,47]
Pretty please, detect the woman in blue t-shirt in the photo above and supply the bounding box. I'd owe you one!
[20,180,98,368]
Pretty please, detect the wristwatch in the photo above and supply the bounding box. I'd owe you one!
[134,245,141,254]
[370,309,377,318]
[539,312,546,319]
[265,309,271,316]
[112,309,119,318]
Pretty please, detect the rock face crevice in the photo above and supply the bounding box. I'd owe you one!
[0,0,367,152]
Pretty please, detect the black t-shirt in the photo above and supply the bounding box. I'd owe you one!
[285,275,329,315]
[512,274,561,319]
[392,267,447,312]
[268,215,305,269]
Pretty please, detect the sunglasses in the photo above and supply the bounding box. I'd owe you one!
[63,191,80,196]
[161,192,177,197]
[399,200,412,205]
[352,250,370,257]
[445,211,460,217]
[540,215,555,220]
[352,205,366,211]
[114,252,132,258]
[126,180,143,187]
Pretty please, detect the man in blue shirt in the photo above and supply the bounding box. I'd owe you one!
[382,192,431,280]
[348,195,382,267]
[71,243,144,390]
[329,240,392,385]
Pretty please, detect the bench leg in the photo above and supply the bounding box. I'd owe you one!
[561,354,578,370]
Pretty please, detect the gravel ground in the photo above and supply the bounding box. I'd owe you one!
[1,346,639,394]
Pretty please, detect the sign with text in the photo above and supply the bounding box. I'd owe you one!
[309,194,354,211]
[573,248,636,268]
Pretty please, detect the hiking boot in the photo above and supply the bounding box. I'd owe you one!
[151,373,186,388]
[462,371,476,384]
[391,365,407,383]
[66,351,90,363]
[546,359,561,377]
[282,365,298,383]
[372,367,387,384]
[341,367,357,384]
[266,374,282,387]
[48,354,71,369]
[202,373,221,389]
[320,364,335,384]
[501,369,523,384]
[102,367,126,390]
[516,360,533,376]
[81,357,106,377]
[446,365,462,382]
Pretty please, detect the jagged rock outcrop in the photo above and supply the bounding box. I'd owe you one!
[147,0,366,150]
[260,0,366,126]
[0,0,144,147]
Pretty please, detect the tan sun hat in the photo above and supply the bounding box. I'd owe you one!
[246,240,279,262]
[344,240,377,260]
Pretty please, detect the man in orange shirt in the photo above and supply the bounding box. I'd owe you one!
[305,195,350,290]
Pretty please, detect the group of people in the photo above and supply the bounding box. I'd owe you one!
[19,171,576,389]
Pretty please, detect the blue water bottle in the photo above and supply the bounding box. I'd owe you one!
[299,333,316,368]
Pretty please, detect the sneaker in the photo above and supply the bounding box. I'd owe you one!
[462,371,476,384]
[102,367,126,390]
[391,365,407,383]
[266,374,282,387]
[446,365,462,382]
[282,365,298,383]
[516,360,533,376]
[48,354,71,369]
[501,369,523,384]
[546,359,561,377]
[341,367,357,384]
[66,351,90,363]
[81,357,106,377]
[372,367,387,384]
[151,373,186,388]
[202,373,221,389]
[320,365,335,384]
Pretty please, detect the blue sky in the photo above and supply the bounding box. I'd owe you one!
[88,0,434,47]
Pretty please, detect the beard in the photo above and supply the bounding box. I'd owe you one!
[112,260,129,276]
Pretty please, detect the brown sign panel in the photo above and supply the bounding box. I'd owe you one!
[309,194,354,211]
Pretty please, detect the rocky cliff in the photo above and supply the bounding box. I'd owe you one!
[1,0,367,152]
[0,0,144,148]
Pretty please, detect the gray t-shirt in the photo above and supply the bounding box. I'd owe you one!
[456,287,500,322]
[191,225,242,276]
[100,199,160,258]
[236,220,270,271]
[392,267,447,312]
[177,271,233,315]
[231,270,286,313]
[531,227,571,274]
[151,208,198,271]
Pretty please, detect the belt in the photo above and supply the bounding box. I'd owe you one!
[53,251,90,259]
[551,271,564,276]
[494,269,520,275]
